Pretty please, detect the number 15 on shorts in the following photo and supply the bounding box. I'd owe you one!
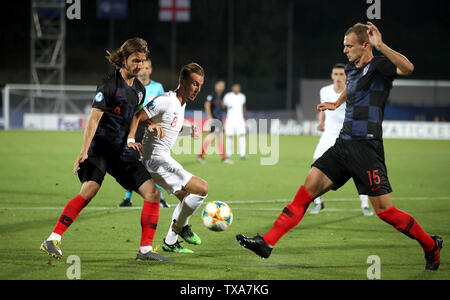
[366,169,381,191]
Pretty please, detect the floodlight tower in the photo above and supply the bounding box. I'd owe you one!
[30,0,66,86]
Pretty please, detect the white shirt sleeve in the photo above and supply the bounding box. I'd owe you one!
[143,96,168,119]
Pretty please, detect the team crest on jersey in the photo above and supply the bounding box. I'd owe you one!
[363,64,371,76]
[94,92,104,103]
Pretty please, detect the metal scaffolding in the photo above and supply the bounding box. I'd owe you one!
[30,0,66,85]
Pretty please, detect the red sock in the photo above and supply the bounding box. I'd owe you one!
[218,141,226,159]
[263,186,313,247]
[200,140,211,158]
[52,195,87,236]
[377,206,435,252]
[140,201,160,247]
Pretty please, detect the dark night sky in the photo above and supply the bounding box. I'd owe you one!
[1,0,450,110]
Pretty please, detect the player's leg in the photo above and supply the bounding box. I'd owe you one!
[236,167,335,258]
[41,157,106,259]
[372,194,442,270]
[359,194,373,216]
[237,140,350,258]
[198,132,215,163]
[167,176,208,246]
[119,189,133,207]
[41,181,100,259]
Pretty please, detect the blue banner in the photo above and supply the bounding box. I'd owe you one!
[97,0,128,19]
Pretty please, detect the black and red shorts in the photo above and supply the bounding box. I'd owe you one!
[312,138,392,196]
[77,149,151,192]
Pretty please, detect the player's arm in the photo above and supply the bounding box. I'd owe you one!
[317,87,347,112]
[73,108,103,174]
[366,21,414,76]
[243,104,248,120]
[317,111,325,131]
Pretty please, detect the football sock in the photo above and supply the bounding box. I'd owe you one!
[360,194,369,208]
[177,194,207,227]
[377,206,435,252]
[155,184,164,199]
[200,139,211,158]
[314,196,322,205]
[165,202,183,245]
[263,186,313,247]
[238,135,246,157]
[140,201,160,248]
[218,141,226,159]
[165,194,207,245]
[125,190,132,200]
[139,246,153,254]
[51,195,87,237]
[48,232,62,242]
[226,135,234,157]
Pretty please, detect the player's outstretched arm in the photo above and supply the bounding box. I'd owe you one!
[73,108,104,174]
[366,21,414,76]
[317,87,347,112]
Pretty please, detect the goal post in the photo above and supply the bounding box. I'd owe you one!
[2,84,96,130]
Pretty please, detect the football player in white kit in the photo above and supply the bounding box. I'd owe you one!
[224,83,248,161]
[127,63,208,253]
[310,63,373,216]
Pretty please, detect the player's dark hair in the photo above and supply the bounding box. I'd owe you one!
[345,23,370,45]
[106,38,149,69]
[179,62,205,81]
[333,63,346,70]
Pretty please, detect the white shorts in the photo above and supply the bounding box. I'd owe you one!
[225,119,246,136]
[143,154,193,195]
[313,131,339,159]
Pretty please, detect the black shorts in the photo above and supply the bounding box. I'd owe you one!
[77,149,151,192]
[312,138,392,196]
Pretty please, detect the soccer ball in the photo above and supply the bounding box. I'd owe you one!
[201,201,233,231]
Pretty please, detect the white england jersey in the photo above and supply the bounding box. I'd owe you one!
[224,92,246,121]
[142,91,185,157]
[320,84,346,136]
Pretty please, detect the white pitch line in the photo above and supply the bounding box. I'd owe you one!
[0,196,449,211]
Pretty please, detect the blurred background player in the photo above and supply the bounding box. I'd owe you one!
[236,22,442,271]
[128,63,208,254]
[197,80,233,164]
[40,38,170,262]
[119,58,170,208]
[310,63,373,216]
[224,83,248,161]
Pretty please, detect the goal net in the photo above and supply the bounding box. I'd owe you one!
[1,84,96,130]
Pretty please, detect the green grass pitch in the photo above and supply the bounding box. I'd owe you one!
[0,130,449,280]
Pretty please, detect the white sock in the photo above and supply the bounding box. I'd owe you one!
[226,135,234,157]
[165,201,183,245]
[47,232,61,242]
[140,246,152,254]
[178,194,207,226]
[314,196,322,205]
[165,194,207,245]
[360,194,369,208]
[238,135,246,157]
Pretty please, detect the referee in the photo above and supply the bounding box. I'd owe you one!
[41,38,170,262]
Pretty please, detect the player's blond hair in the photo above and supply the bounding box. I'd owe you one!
[106,38,149,69]
[345,23,370,45]
[179,62,205,81]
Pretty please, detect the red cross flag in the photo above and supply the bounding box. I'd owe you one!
[159,0,190,22]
